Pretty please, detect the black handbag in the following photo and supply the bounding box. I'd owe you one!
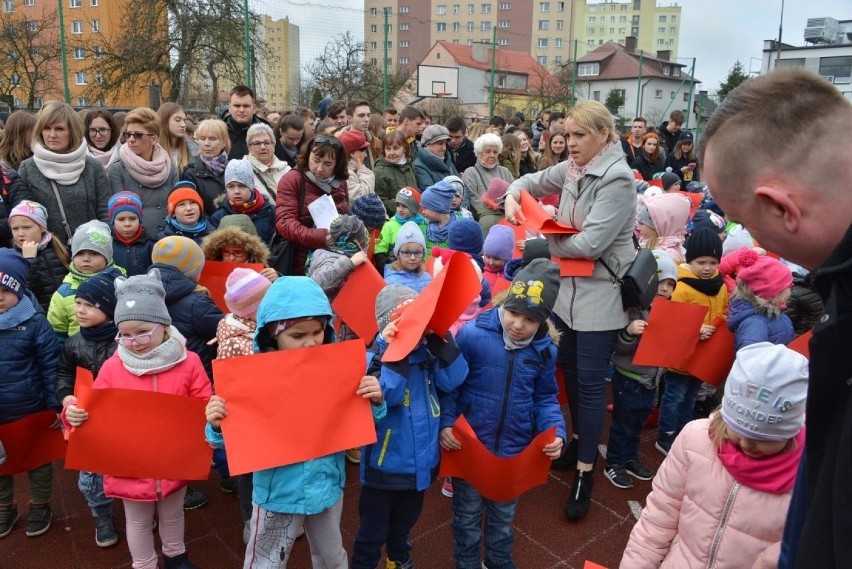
[599,248,660,310]
[267,172,306,276]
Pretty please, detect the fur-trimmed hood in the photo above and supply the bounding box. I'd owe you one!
[732,281,783,318]
[200,226,269,265]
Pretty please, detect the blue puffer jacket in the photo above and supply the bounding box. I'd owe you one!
[152,263,223,379]
[111,234,154,277]
[361,334,467,491]
[0,295,62,424]
[383,266,433,293]
[209,198,275,243]
[441,307,566,457]
[728,298,795,350]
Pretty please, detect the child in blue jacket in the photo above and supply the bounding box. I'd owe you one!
[440,258,566,569]
[352,284,468,569]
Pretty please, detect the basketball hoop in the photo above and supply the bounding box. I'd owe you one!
[433,92,452,98]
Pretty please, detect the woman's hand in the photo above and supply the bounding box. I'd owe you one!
[543,436,564,460]
[356,375,383,405]
[440,427,461,451]
[206,395,227,429]
[350,251,368,267]
[21,241,38,258]
[504,194,526,226]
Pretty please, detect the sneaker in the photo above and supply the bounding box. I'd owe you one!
[551,437,578,471]
[625,459,654,481]
[95,514,119,548]
[345,448,361,464]
[655,438,672,457]
[603,464,633,489]
[386,558,415,569]
[0,504,19,538]
[25,502,51,537]
[295,525,305,538]
[183,486,208,511]
[441,478,454,498]
[564,469,594,521]
[220,476,238,493]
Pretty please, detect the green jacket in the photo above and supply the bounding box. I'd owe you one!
[373,158,418,216]
[48,262,125,341]
[375,216,428,256]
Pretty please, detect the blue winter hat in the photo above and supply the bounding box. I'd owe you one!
[0,248,29,299]
[483,224,515,261]
[108,191,144,225]
[420,181,455,214]
[350,193,388,229]
[448,218,484,257]
[76,267,122,319]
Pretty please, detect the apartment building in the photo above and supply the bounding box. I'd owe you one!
[258,15,300,111]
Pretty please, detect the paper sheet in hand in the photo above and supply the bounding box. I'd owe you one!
[308,194,339,229]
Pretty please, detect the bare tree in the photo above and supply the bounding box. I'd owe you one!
[0,8,62,109]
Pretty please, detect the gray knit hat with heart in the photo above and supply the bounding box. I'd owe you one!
[113,268,172,326]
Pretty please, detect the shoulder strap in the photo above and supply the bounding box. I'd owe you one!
[297,171,306,217]
[49,180,74,244]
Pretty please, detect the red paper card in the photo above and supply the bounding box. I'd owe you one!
[382,252,482,362]
[199,260,265,313]
[787,330,812,359]
[519,190,578,234]
[491,276,511,297]
[76,367,94,391]
[332,262,386,341]
[439,415,555,502]
[552,256,595,277]
[633,299,707,368]
[685,323,736,386]
[584,562,608,569]
[0,412,65,476]
[65,388,212,480]
[212,340,375,475]
[498,219,535,259]
[685,192,703,218]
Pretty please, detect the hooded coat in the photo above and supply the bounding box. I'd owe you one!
[373,157,417,216]
[641,193,691,263]
[727,285,795,350]
[201,225,270,266]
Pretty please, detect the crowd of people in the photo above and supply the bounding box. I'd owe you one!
[0,66,849,569]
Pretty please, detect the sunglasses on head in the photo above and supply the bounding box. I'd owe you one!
[313,134,342,150]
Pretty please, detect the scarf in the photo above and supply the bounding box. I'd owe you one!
[229,190,265,215]
[0,294,36,329]
[37,231,54,251]
[199,152,228,176]
[119,142,172,187]
[88,144,117,168]
[395,157,408,166]
[80,320,118,343]
[118,325,188,376]
[498,307,537,350]
[164,215,209,236]
[113,226,145,246]
[716,428,804,494]
[394,212,425,225]
[32,140,88,185]
[69,260,117,283]
[564,141,616,184]
[680,272,725,296]
[426,214,454,244]
[305,171,342,194]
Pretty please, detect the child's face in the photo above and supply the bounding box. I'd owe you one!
[174,200,201,225]
[656,278,676,300]
[10,216,43,247]
[113,212,141,240]
[74,250,108,274]
[769,286,792,308]
[636,221,655,240]
[727,430,790,459]
[274,319,325,351]
[220,246,249,263]
[226,182,252,204]
[420,208,442,222]
[74,298,109,328]
[501,308,540,342]
[116,320,166,355]
[397,245,425,271]
[483,255,506,272]
[688,256,719,280]
[395,203,412,219]
[384,143,405,164]
[0,288,19,314]
[451,194,462,209]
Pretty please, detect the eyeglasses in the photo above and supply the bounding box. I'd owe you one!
[313,134,342,150]
[123,131,155,141]
[88,127,111,136]
[249,140,273,148]
[115,324,161,347]
[398,250,424,258]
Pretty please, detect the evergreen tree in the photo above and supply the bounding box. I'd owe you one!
[718,61,750,101]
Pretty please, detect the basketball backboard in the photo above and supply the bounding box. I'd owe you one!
[417,65,459,99]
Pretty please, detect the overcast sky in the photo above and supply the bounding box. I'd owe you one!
[254,0,849,92]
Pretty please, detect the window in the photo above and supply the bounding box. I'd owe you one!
[539,2,549,11]
[77,97,89,106]
[481,3,490,13]
[592,90,600,101]
[556,2,564,11]
[587,39,594,46]
[819,56,852,81]
[659,15,667,22]
[537,55,547,65]
[499,20,509,27]
[467,22,474,31]
[370,57,377,65]
[400,6,410,13]
[2,0,13,12]
[632,15,639,23]
[619,15,627,23]
[452,22,460,31]
[654,89,662,98]
[26,20,36,31]
[673,66,681,77]
[369,41,376,50]
[657,39,665,45]
[90,0,97,5]
[609,27,614,34]
[588,16,595,23]
[453,4,460,14]
[481,21,490,31]
[683,92,690,102]
[33,96,42,108]
[619,28,625,34]
[369,7,377,16]
[669,26,676,34]
[467,39,474,45]
[72,20,83,33]
[436,22,446,31]
[399,23,410,30]
[468,4,474,13]
[498,38,509,45]
[671,14,676,22]
[554,55,562,65]
[95,72,104,85]
[578,62,599,76]
[658,27,665,34]
[499,2,511,8]
[632,26,639,35]
[621,3,627,9]
[24,0,34,6]
[437,5,446,14]
[400,57,410,64]
[497,74,507,87]
[539,20,548,30]
[610,16,615,23]
[75,71,87,84]
[73,46,85,59]
[370,24,376,33]
[587,27,595,35]
[93,45,101,58]
[91,19,99,31]
[537,38,548,47]
[556,20,563,30]
[555,38,562,47]
[670,91,675,99]
[70,0,81,7]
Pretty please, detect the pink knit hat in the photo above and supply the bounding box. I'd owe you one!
[737,253,793,300]
[224,268,271,317]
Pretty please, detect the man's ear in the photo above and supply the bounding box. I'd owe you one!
[754,186,801,233]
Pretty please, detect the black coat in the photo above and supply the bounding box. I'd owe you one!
[25,247,69,312]
[112,235,155,277]
[449,137,476,175]
[180,157,226,216]
[784,273,824,336]
[665,153,699,183]
[633,151,666,181]
[0,166,26,245]
[55,332,117,403]
[222,113,287,163]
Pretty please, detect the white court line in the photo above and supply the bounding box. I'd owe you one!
[628,500,644,520]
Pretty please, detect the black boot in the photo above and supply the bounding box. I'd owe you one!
[163,552,198,569]
[551,436,578,471]
[564,469,595,521]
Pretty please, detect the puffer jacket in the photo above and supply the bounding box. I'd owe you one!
[672,264,729,325]
[209,196,275,243]
[621,419,795,569]
[308,248,356,301]
[374,216,428,257]
[0,296,61,424]
[727,289,794,350]
[152,263,224,378]
[373,158,418,216]
[25,245,69,312]
[783,273,823,336]
[201,225,269,266]
[214,314,256,360]
[96,348,212,501]
[414,149,458,191]
[108,159,178,241]
[611,306,661,389]
[507,144,636,332]
[361,334,467,491]
[180,156,225,216]
[111,234,154,277]
[55,329,117,403]
[441,307,566,457]
[383,265,432,293]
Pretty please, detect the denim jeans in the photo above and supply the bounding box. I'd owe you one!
[552,315,619,464]
[78,471,113,518]
[607,370,655,465]
[452,478,519,569]
[657,372,702,438]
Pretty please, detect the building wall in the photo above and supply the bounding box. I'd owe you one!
[760,41,852,101]
[576,76,698,127]
[573,1,681,61]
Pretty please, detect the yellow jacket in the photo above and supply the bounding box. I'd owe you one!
[672,263,729,324]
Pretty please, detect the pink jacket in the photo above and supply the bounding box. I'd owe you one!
[621,419,792,569]
[95,351,212,502]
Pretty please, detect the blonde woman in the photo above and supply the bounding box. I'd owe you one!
[180,119,230,215]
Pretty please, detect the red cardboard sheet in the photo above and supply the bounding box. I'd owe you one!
[332,262,386,341]
[65,387,212,480]
[491,276,511,297]
[212,340,375,475]
[787,330,812,359]
[382,252,481,362]
[684,318,736,386]
[0,412,65,476]
[633,299,707,368]
[199,261,264,313]
[584,562,608,569]
[553,256,595,277]
[439,415,556,502]
[519,190,579,234]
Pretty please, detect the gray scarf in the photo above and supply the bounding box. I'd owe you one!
[498,307,536,351]
[305,171,342,194]
[118,326,188,376]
